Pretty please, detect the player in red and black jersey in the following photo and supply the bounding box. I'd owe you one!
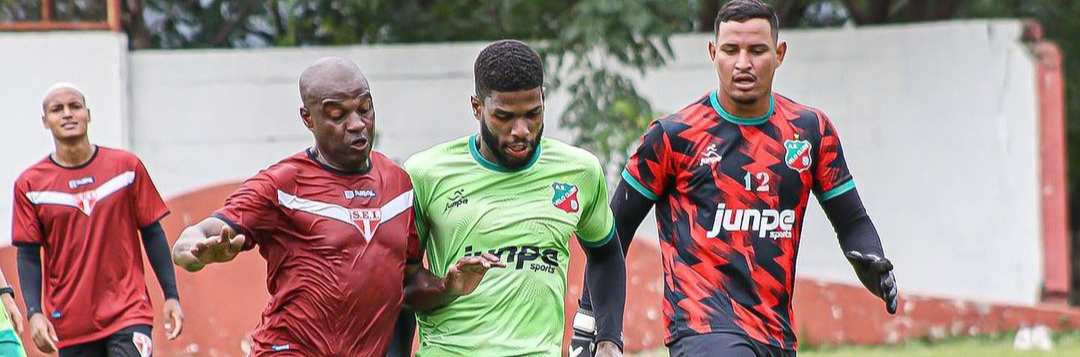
[572,1,898,356]
[13,84,184,357]
[171,57,504,357]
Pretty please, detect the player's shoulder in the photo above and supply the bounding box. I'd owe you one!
[775,93,832,125]
[403,136,470,174]
[255,150,312,182]
[540,138,604,173]
[94,146,148,168]
[369,150,409,178]
[13,158,51,190]
[651,91,715,133]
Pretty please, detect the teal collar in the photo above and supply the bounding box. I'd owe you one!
[468,134,541,172]
[709,90,774,125]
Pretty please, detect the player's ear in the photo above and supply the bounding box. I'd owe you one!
[776,41,787,67]
[708,40,718,63]
[470,95,482,121]
[299,105,314,130]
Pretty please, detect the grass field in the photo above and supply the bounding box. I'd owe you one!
[628,330,1080,357]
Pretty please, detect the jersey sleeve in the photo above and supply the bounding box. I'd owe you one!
[622,120,673,201]
[11,179,43,245]
[403,158,433,250]
[212,171,278,248]
[813,113,856,201]
[576,158,616,248]
[131,158,170,228]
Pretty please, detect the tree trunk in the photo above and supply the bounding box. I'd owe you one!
[697,0,720,32]
[842,0,892,25]
[773,0,809,28]
[122,0,152,49]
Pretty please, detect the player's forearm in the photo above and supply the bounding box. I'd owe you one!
[611,180,653,255]
[402,265,458,311]
[583,234,627,349]
[141,221,181,300]
[15,244,44,317]
[580,180,652,311]
[821,188,887,289]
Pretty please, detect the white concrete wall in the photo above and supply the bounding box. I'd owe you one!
[0,31,129,246]
[1,20,1044,304]
[772,21,1041,305]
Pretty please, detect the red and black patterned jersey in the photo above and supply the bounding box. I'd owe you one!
[214,149,421,357]
[623,90,855,350]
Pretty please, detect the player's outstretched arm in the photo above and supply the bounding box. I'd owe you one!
[403,253,506,311]
[820,187,899,314]
[172,217,246,272]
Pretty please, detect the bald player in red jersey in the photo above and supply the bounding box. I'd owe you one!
[171,57,504,357]
[573,1,899,357]
[13,83,184,357]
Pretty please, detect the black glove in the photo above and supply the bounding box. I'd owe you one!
[845,250,899,314]
[569,306,596,357]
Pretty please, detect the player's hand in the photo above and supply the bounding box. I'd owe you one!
[163,298,184,340]
[569,307,596,357]
[846,251,899,314]
[190,225,246,265]
[1,293,23,334]
[594,341,623,357]
[29,313,59,354]
[445,253,506,296]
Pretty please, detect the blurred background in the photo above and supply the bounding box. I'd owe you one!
[0,0,1077,356]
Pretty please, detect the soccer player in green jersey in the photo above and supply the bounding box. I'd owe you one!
[399,40,627,357]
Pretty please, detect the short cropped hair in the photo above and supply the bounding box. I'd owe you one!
[473,40,544,98]
[714,0,780,41]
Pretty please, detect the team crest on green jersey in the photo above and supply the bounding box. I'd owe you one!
[784,135,812,172]
[550,182,580,213]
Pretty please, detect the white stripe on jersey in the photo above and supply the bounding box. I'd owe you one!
[26,171,135,216]
[277,189,413,242]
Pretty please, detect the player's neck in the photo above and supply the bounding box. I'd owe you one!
[51,138,95,167]
[720,92,773,119]
[311,148,371,174]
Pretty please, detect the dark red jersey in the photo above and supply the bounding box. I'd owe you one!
[12,146,169,347]
[623,91,854,349]
[214,149,421,357]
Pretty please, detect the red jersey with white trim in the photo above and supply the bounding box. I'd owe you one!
[623,91,855,349]
[11,146,169,347]
[213,149,421,357]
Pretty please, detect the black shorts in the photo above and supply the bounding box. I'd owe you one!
[669,332,796,357]
[59,325,153,357]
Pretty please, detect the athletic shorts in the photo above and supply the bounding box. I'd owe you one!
[59,324,153,357]
[669,332,796,357]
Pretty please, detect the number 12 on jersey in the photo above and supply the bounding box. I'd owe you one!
[744,172,770,192]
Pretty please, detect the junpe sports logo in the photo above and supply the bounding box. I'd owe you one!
[444,189,468,213]
[464,244,560,274]
[699,143,722,167]
[706,203,796,239]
